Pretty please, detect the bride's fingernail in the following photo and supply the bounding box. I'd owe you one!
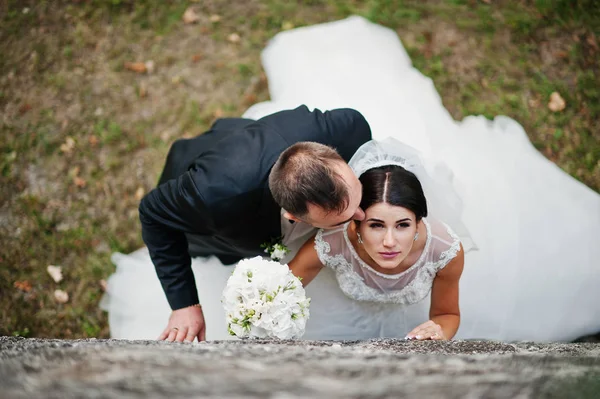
[416,335,422,340]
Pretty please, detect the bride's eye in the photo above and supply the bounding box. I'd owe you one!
[369,223,384,229]
[397,222,410,228]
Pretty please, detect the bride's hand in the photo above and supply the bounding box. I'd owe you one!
[158,305,206,343]
[405,320,446,341]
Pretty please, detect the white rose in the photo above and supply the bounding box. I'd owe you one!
[222,256,310,339]
[270,248,287,261]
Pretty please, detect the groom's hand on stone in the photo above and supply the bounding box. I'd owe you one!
[158,304,206,343]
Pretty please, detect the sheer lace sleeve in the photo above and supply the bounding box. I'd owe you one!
[314,227,352,270]
[427,218,462,271]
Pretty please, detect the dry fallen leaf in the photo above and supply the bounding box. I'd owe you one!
[135,186,145,201]
[145,60,155,74]
[54,289,69,304]
[191,53,203,63]
[18,103,32,115]
[60,137,75,154]
[160,131,173,142]
[68,166,80,179]
[243,93,257,106]
[227,33,241,43]
[88,135,99,147]
[73,176,87,188]
[423,31,433,59]
[213,108,224,119]
[548,91,566,112]
[47,265,63,283]
[182,7,200,24]
[209,14,221,23]
[282,21,294,30]
[554,51,569,59]
[14,280,32,292]
[587,34,598,50]
[124,62,147,74]
[139,82,148,98]
[528,97,541,108]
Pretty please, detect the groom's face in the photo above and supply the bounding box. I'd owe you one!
[303,162,365,229]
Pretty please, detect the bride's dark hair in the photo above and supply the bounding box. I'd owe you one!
[359,165,428,220]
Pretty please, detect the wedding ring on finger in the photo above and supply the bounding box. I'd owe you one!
[172,327,179,331]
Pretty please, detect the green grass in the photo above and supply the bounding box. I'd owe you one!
[0,0,598,339]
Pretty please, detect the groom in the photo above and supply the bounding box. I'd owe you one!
[140,105,370,342]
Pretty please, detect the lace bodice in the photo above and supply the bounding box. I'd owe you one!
[314,218,461,304]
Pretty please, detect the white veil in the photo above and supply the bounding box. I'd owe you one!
[349,137,477,253]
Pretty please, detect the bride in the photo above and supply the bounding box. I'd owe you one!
[101,16,600,342]
[288,138,466,341]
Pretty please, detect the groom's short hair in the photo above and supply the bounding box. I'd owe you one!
[269,142,349,217]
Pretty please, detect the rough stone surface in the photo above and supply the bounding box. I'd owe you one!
[1,337,600,398]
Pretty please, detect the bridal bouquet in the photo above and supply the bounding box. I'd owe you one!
[221,256,310,339]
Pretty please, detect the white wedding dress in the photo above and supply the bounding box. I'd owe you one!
[101,16,600,342]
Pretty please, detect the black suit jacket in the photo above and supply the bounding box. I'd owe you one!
[139,105,372,310]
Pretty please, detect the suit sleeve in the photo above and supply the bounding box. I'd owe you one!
[139,167,213,310]
[322,108,372,161]
[253,105,372,157]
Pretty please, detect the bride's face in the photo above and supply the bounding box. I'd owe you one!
[358,202,419,269]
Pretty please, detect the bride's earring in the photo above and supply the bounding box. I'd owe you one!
[357,232,364,244]
[413,232,419,241]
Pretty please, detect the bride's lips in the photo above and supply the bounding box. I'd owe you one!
[379,252,400,259]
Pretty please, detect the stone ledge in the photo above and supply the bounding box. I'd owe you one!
[1,337,600,398]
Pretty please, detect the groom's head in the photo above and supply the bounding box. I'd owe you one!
[269,142,365,229]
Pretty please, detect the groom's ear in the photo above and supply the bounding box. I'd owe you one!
[283,211,303,223]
